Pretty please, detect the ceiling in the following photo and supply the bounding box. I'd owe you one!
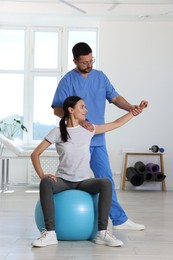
[1,0,173,20]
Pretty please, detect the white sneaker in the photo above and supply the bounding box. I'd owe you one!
[93,230,123,247]
[32,230,58,247]
[113,219,145,231]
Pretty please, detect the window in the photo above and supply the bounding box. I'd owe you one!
[34,31,59,69]
[0,27,97,144]
[0,74,24,119]
[33,76,59,140]
[31,28,62,141]
[0,29,24,70]
[0,28,25,139]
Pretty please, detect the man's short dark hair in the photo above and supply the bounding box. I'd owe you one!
[72,42,92,60]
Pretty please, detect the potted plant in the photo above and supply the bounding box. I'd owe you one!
[0,117,28,140]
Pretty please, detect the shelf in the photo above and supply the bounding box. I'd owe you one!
[122,152,166,191]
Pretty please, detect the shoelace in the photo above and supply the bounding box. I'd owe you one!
[38,229,48,240]
[105,231,117,240]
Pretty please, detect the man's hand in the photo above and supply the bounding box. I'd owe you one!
[79,120,94,132]
[130,100,148,116]
[139,100,148,109]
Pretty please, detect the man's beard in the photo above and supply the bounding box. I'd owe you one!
[77,66,92,74]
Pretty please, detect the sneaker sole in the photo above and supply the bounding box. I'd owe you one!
[114,226,145,231]
[32,240,58,247]
[94,240,123,247]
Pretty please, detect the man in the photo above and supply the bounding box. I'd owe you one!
[51,42,148,230]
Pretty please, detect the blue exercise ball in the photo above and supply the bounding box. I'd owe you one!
[35,190,98,241]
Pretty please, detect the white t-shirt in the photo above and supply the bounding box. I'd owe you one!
[45,125,95,182]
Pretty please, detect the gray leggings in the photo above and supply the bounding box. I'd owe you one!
[40,177,112,232]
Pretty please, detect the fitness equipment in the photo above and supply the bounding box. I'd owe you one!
[134,161,154,182]
[144,172,155,181]
[154,172,166,182]
[145,163,166,181]
[35,190,98,241]
[134,161,148,174]
[126,167,144,186]
[149,145,164,153]
[146,163,160,172]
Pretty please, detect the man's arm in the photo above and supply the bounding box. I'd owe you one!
[111,95,132,111]
[54,107,64,118]
[111,95,148,116]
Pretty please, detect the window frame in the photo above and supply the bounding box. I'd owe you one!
[0,26,98,146]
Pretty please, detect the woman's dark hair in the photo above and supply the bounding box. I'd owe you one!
[72,42,92,60]
[59,96,83,142]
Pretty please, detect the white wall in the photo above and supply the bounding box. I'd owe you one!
[99,21,173,190]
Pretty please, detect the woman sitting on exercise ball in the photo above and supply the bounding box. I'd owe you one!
[31,96,147,248]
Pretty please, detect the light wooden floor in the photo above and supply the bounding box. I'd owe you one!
[0,186,173,260]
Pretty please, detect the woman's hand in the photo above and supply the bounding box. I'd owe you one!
[130,100,148,116]
[43,174,57,182]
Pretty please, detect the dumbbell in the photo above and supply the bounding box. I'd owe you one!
[149,145,164,153]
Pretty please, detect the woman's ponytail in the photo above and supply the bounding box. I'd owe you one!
[59,96,82,142]
[59,116,70,142]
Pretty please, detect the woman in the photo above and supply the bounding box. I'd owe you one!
[31,96,146,248]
